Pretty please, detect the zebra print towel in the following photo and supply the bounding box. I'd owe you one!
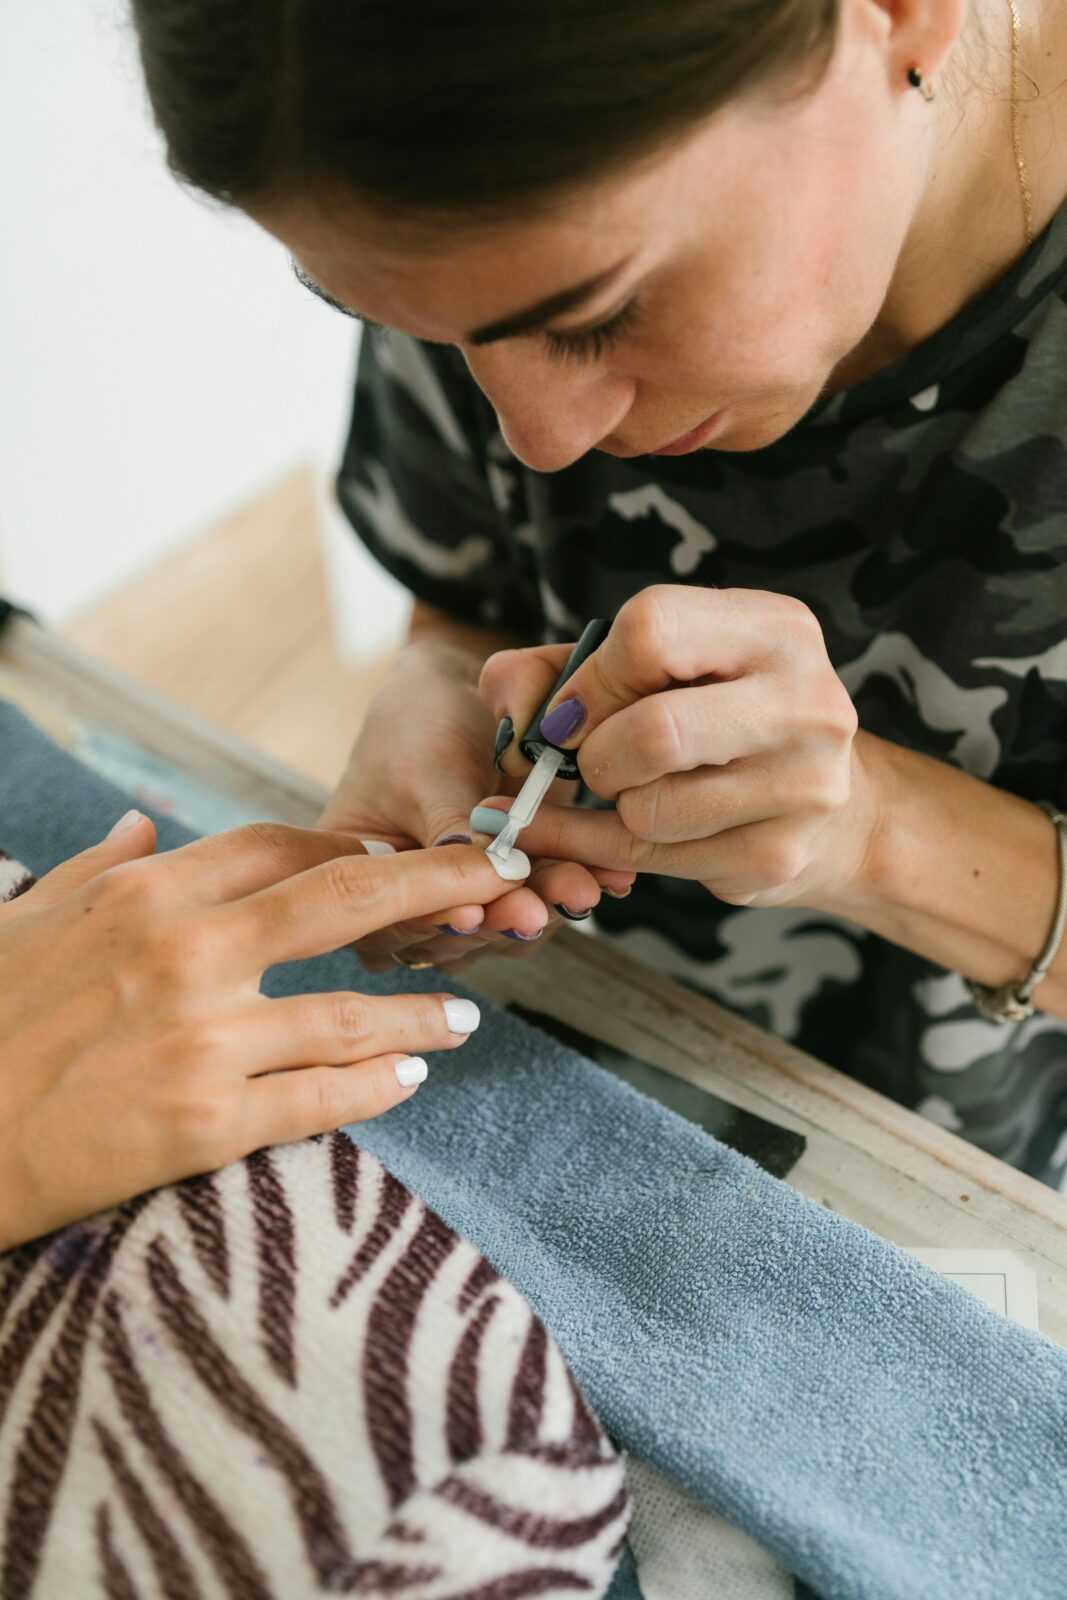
[0,850,629,1600]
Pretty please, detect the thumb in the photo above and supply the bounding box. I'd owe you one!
[22,809,157,910]
[479,643,574,779]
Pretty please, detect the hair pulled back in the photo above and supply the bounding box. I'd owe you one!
[131,0,838,219]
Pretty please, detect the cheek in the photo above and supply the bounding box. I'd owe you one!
[631,216,896,399]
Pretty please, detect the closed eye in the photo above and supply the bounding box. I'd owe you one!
[541,299,643,366]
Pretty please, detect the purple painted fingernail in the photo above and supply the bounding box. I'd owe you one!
[434,834,473,847]
[502,928,544,942]
[437,923,477,936]
[553,904,593,922]
[540,697,585,745]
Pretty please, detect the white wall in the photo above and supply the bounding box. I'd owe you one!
[0,0,410,658]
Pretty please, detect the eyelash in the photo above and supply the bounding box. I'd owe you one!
[541,298,643,366]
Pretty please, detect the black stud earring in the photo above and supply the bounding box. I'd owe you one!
[907,66,935,101]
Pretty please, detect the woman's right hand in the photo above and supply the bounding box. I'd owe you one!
[0,811,517,1249]
[317,637,634,969]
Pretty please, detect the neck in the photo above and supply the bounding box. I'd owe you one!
[832,0,1066,392]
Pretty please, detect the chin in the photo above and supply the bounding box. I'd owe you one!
[705,388,826,453]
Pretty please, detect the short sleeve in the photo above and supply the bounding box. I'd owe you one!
[336,329,543,636]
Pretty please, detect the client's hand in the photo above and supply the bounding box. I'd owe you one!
[317,637,633,970]
[0,813,518,1248]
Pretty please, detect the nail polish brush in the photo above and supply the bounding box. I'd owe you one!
[486,618,610,870]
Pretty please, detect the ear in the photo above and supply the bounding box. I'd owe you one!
[862,0,968,89]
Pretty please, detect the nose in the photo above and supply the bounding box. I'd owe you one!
[462,346,633,473]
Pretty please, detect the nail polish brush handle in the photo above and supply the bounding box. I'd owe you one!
[518,617,611,778]
[486,745,565,862]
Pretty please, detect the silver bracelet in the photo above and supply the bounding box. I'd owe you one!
[966,801,1067,1024]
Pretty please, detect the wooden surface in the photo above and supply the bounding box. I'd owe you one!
[4,618,1067,1347]
[63,464,397,789]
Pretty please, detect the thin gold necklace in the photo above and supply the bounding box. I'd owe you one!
[1008,0,1036,247]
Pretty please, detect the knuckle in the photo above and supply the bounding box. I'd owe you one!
[779,594,821,638]
[618,586,674,663]
[88,858,163,916]
[423,801,469,844]
[632,700,684,775]
[751,833,809,887]
[834,690,860,740]
[322,855,389,918]
[146,923,217,988]
[167,1075,234,1164]
[175,1018,228,1065]
[236,821,303,862]
[812,766,852,814]
[477,647,518,703]
[617,784,661,842]
[330,993,371,1045]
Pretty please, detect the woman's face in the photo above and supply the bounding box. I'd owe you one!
[254,0,940,469]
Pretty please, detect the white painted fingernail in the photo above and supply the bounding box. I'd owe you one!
[395,1056,428,1087]
[109,809,144,837]
[486,846,531,882]
[443,998,481,1034]
[360,839,397,856]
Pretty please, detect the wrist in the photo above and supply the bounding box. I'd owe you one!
[407,601,522,667]
[807,732,1067,1016]
[809,730,896,921]
[403,633,486,685]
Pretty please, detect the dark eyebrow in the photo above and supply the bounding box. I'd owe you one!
[465,254,636,345]
[292,253,634,345]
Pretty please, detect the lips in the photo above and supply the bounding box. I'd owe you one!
[648,410,725,456]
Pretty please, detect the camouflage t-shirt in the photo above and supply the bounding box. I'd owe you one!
[337,201,1067,1190]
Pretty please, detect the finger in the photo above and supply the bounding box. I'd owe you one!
[577,677,783,799]
[527,860,601,919]
[513,798,780,885]
[20,810,157,912]
[218,844,529,976]
[470,800,635,899]
[348,922,441,965]
[386,931,494,967]
[351,899,487,960]
[484,799,653,875]
[229,988,482,1074]
[153,823,391,907]
[480,643,574,779]
[615,759,795,845]
[527,586,798,754]
[248,1052,434,1147]
[590,867,636,898]
[476,883,550,940]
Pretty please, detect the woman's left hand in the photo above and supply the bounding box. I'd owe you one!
[480,585,879,910]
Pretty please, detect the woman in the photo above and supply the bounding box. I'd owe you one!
[127,0,1067,1188]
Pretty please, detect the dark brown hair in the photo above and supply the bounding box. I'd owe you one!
[131,0,838,221]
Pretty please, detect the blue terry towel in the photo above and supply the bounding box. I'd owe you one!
[2,698,1067,1600]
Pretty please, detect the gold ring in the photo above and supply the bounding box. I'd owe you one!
[391,952,435,971]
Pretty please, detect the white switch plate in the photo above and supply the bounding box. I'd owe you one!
[908,1248,1040,1331]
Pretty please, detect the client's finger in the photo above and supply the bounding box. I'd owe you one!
[218,845,527,977]
[24,811,157,913]
[248,1052,435,1147]
[157,823,386,907]
[235,989,481,1075]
